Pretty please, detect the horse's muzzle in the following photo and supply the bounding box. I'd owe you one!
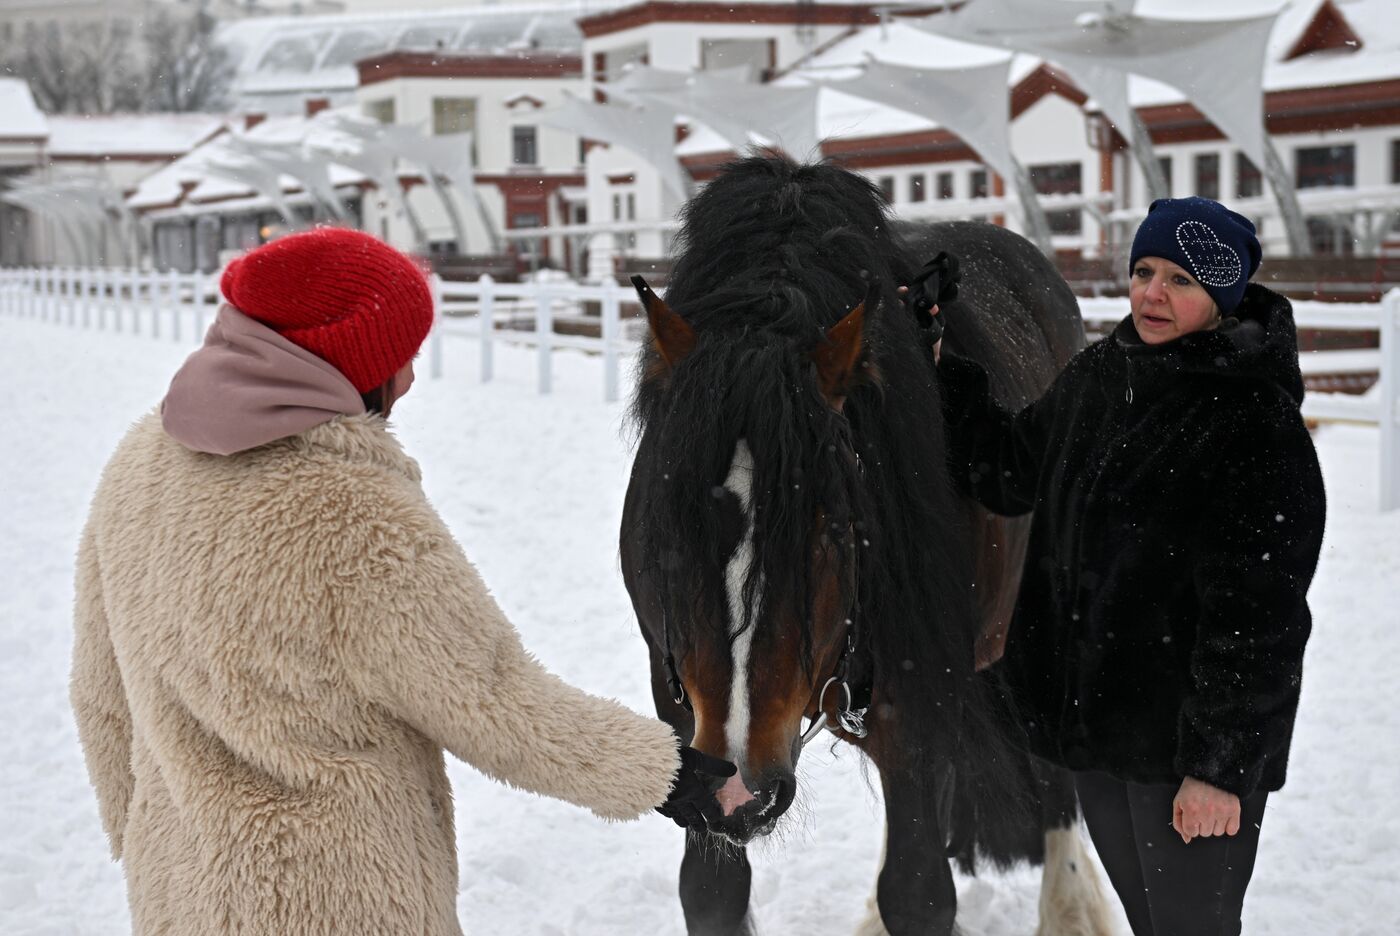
[705,770,796,844]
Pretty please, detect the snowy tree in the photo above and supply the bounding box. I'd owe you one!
[141,7,235,114]
[0,7,233,115]
[0,20,143,114]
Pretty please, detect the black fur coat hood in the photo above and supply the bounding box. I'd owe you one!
[939,283,1326,797]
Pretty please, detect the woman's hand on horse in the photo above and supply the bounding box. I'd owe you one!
[655,746,738,830]
[1172,776,1241,844]
[896,286,943,364]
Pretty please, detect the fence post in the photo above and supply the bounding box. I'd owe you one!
[168,268,181,342]
[535,279,552,395]
[141,269,157,339]
[196,270,208,335]
[429,273,444,380]
[109,265,121,331]
[1382,289,1399,512]
[63,268,74,326]
[479,274,495,383]
[602,280,621,403]
[132,269,144,336]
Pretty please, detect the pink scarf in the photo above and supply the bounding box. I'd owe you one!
[161,304,366,456]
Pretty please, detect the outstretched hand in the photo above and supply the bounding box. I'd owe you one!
[1172,776,1241,844]
[655,746,737,831]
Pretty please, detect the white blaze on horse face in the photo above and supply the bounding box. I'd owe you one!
[723,440,761,778]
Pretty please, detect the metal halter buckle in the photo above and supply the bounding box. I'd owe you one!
[801,675,870,747]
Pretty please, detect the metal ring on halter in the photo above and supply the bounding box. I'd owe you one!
[800,676,853,747]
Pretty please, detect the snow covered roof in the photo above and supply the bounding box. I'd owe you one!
[0,79,48,140]
[127,110,370,212]
[1120,0,1400,105]
[676,0,1400,158]
[675,22,1044,156]
[45,115,228,159]
[220,3,590,98]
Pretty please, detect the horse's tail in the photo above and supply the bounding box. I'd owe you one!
[943,671,1078,874]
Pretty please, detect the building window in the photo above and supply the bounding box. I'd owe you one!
[612,192,637,222]
[1307,217,1354,256]
[598,43,647,83]
[700,38,770,76]
[877,176,895,203]
[1157,157,1173,197]
[1194,153,1220,200]
[512,126,538,165]
[1235,153,1263,199]
[364,98,395,124]
[969,169,988,199]
[1029,161,1082,235]
[1392,140,1400,184]
[937,171,954,199]
[1295,144,1355,189]
[433,97,475,135]
[909,174,926,203]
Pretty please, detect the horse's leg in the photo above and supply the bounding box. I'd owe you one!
[644,652,756,935]
[679,835,757,936]
[1035,765,1115,936]
[854,835,889,936]
[873,766,958,936]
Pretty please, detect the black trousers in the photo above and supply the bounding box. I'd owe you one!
[1074,771,1269,936]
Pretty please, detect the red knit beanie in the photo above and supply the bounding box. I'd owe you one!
[219,228,434,393]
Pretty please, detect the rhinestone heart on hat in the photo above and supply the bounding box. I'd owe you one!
[1176,220,1242,288]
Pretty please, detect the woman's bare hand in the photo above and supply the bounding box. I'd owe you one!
[1172,776,1241,844]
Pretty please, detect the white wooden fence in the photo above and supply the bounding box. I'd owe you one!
[0,266,641,403]
[2,268,1396,510]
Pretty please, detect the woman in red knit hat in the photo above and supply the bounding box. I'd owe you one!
[70,227,733,936]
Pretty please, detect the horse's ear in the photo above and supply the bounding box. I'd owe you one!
[632,275,695,369]
[812,302,867,410]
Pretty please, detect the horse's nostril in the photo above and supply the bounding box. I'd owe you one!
[767,775,796,816]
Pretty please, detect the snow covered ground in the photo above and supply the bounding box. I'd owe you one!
[1,313,1397,935]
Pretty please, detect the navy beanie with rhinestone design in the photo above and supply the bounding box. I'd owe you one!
[1129,197,1262,314]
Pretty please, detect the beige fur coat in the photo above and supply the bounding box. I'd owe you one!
[71,413,680,935]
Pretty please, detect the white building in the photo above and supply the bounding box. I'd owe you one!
[5,0,1397,288]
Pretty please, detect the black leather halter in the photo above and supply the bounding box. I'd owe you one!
[659,443,873,740]
[659,554,873,744]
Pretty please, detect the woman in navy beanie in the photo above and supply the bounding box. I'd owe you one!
[908,198,1326,936]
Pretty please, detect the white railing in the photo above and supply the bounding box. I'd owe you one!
[0,267,644,404]
[4,268,1396,509]
[1080,291,1400,511]
[0,266,223,342]
[434,275,640,403]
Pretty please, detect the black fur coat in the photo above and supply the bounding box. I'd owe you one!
[939,283,1326,797]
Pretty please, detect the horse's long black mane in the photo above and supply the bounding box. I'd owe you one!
[627,156,991,772]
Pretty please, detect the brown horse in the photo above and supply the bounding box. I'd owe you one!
[620,156,1112,935]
